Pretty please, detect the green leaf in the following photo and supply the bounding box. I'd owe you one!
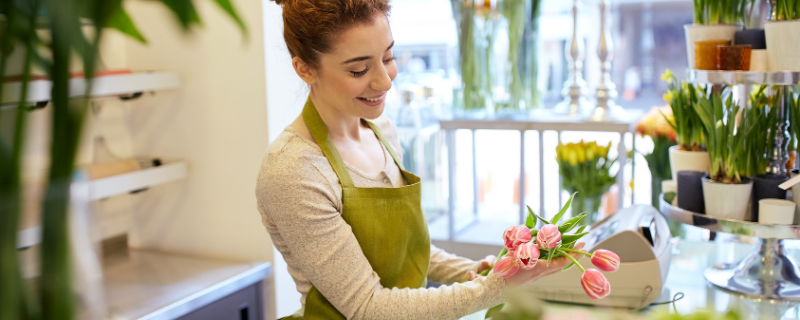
[546,247,555,266]
[527,205,550,225]
[107,6,147,43]
[498,247,508,259]
[561,232,589,245]
[525,212,535,228]
[576,225,587,234]
[558,213,586,234]
[563,262,576,271]
[157,0,203,31]
[212,0,248,38]
[485,303,505,319]
[552,192,577,224]
[530,228,538,239]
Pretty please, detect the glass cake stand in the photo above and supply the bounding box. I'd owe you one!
[660,194,800,301]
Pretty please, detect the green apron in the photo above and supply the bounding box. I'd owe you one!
[283,98,431,320]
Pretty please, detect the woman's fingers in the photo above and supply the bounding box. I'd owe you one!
[467,271,478,281]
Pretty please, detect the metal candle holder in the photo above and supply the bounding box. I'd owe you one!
[589,0,627,121]
[553,0,591,116]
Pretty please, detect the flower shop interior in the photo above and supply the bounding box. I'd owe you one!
[5,0,800,319]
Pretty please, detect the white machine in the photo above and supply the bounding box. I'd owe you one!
[528,205,673,309]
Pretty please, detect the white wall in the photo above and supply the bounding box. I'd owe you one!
[117,0,273,263]
[262,1,306,317]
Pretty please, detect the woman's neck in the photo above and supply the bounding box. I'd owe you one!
[309,91,365,142]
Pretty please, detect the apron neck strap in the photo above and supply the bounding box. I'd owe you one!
[302,97,355,188]
[302,97,409,188]
[364,120,405,172]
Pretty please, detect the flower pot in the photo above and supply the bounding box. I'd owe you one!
[751,174,788,222]
[677,171,706,213]
[718,45,752,70]
[695,40,731,70]
[758,199,796,225]
[668,146,710,181]
[765,20,800,71]
[734,29,766,49]
[750,49,769,71]
[702,176,753,220]
[684,24,742,69]
[791,169,800,224]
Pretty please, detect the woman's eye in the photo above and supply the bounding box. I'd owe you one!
[383,56,395,64]
[351,67,369,77]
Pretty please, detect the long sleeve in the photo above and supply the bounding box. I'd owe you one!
[257,132,507,320]
[427,245,481,285]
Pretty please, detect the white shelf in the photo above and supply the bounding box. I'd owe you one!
[16,161,187,249]
[2,71,180,105]
[87,161,187,201]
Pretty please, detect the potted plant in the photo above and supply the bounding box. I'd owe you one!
[661,69,710,180]
[693,90,752,220]
[684,0,747,68]
[0,1,245,320]
[741,86,785,221]
[765,0,800,71]
[555,140,617,225]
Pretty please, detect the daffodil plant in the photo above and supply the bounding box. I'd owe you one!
[693,89,749,183]
[555,140,617,202]
[662,69,707,151]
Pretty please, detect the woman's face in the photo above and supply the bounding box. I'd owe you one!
[311,14,396,120]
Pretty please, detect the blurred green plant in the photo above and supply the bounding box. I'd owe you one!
[693,88,748,183]
[741,85,779,178]
[0,1,245,320]
[693,0,755,25]
[773,0,800,20]
[661,69,706,151]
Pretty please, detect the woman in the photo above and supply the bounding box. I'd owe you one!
[256,0,584,319]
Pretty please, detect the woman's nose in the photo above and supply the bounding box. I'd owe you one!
[370,63,393,92]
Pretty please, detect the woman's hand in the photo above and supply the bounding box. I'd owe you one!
[503,242,586,287]
[466,255,496,281]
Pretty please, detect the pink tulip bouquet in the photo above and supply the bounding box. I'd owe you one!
[481,193,621,301]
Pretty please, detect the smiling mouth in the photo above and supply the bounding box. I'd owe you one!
[358,94,385,102]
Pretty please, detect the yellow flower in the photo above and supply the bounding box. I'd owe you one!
[556,142,564,161]
[600,142,611,158]
[586,142,597,161]
[576,145,586,163]
[566,147,578,166]
[663,91,673,103]
[661,69,674,83]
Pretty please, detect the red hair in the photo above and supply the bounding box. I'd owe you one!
[271,0,392,69]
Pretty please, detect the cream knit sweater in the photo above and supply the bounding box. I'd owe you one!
[256,116,506,320]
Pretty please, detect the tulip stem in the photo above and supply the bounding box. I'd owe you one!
[559,247,592,257]
[562,251,586,272]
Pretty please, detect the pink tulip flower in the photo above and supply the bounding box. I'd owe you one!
[536,224,561,249]
[493,255,520,279]
[502,225,532,251]
[581,269,611,300]
[515,242,540,270]
[591,249,620,272]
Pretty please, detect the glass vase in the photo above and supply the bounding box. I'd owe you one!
[572,194,603,226]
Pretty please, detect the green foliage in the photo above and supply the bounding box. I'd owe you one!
[662,69,706,150]
[774,0,800,20]
[0,1,246,320]
[741,86,779,177]
[693,88,748,183]
[693,0,755,25]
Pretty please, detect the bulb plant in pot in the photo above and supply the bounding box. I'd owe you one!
[693,89,753,220]
[765,0,800,71]
[662,69,710,181]
[685,0,749,69]
[742,86,785,222]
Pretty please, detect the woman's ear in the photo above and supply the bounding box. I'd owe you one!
[292,57,317,85]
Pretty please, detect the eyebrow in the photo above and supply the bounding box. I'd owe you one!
[341,40,395,64]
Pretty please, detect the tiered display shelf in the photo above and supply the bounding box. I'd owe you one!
[660,69,800,301]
